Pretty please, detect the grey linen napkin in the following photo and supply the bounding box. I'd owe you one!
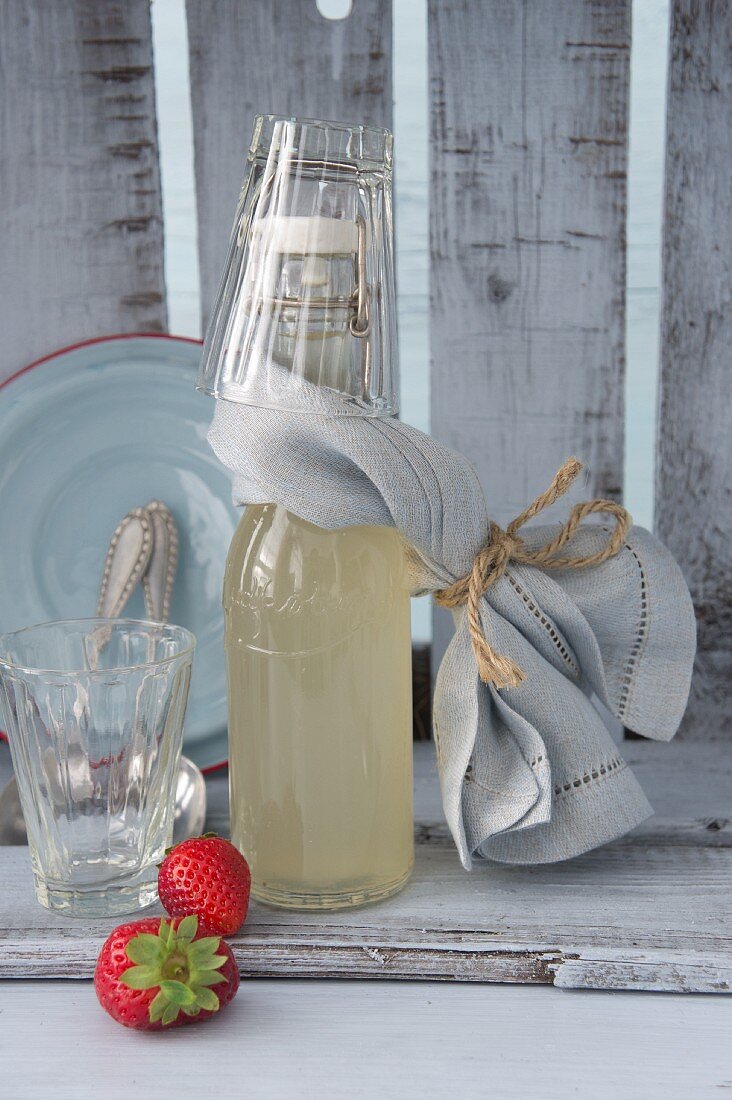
[209,386,696,869]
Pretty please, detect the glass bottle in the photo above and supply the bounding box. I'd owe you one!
[198,116,413,909]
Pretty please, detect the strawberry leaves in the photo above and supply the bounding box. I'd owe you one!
[124,933,167,967]
[119,915,230,1026]
[121,965,163,990]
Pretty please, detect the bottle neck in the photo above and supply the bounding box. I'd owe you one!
[269,311,359,395]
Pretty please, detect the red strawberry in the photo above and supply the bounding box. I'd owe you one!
[94,915,239,1031]
[158,834,251,936]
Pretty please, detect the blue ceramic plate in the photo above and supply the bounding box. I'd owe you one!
[0,335,237,771]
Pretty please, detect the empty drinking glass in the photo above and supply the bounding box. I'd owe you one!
[0,619,195,917]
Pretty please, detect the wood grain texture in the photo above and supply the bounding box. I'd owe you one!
[656,1,732,741]
[185,0,392,327]
[428,0,630,661]
[0,0,167,381]
[1,741,729,993]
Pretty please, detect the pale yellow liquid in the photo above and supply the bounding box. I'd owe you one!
[224,504,414,909]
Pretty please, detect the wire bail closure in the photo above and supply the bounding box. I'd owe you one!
[349,215,371,339]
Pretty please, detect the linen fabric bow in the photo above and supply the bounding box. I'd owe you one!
[208,387,696,869]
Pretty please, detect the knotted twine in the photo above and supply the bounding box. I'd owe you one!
[435,458,631,690]
[208,391,696,866]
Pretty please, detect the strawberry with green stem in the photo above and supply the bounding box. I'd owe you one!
[94,914,239,1030]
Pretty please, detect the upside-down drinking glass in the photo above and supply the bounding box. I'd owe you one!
[0,619,195,917]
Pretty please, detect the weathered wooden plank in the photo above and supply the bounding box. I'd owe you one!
[1,838,729,991]
[9,931,728,994]
[185,0,392,328]
[0,0,167,382]
[428,0,630,659]
[1,741,729,993]
[553,950,732,994]
[656,1,732,741]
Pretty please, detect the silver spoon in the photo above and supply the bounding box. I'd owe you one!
[0,756,207,847]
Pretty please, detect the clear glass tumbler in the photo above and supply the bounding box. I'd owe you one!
[0,619,195,917]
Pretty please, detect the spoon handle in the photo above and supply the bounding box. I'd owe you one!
[141,501,178,624]
[96,509,154,618]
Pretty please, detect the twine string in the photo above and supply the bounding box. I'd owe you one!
[434,458,632,689]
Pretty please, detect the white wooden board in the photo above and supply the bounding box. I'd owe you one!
[428,1,631,664]
[3,980,732,1100]
[0,0,167,381]
[656,1,732,741]
[1,742,729,993]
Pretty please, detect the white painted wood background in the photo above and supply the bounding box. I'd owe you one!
[0,0,166,381]
[429,0,629,517]
[657,0,732,741]
[429,0,631,665]
[2,0,726,726]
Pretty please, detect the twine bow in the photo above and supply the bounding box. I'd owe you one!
[435,458,631,689]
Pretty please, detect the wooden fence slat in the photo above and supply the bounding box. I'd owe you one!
[186,0,392,330]
[0,0,167,381]
[428,1,630,661]
[656,1,732,741]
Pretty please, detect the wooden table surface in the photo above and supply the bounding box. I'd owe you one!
[2,977,730,1099]
[1,741,731,1096]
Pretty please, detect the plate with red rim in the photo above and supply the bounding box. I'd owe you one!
[0,334,235,773]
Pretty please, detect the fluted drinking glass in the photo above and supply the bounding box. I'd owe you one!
[0,619,195,917]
